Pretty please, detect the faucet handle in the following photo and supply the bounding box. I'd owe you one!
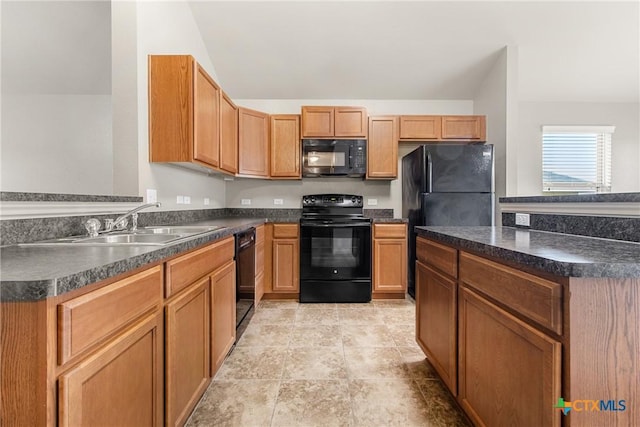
[84,218,102,237]
[131,213,139,231]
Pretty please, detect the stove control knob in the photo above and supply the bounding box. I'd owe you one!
[351,196,357,204]
[303,196,309,204]
[310,196,316,203]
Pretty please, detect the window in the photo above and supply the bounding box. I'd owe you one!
[542,125,614,193]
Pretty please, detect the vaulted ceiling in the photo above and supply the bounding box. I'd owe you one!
[189,1,639,103]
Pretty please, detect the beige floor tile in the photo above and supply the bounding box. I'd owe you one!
[295,308,340,325]
[236,324,292,347]
[416,378,472,426]
[378,306,416,324]
[338,307,383,325]
[348,378,433,427]
[272,380,353,427]
[214,346,287,380]
[250,308,297,325]
[297,302,337,310]
[398,346,439,379]
[386,323,419,348]
[282,347,347,380]
[341,324,396,347]
[343,347,410,379]
[257,300,300,309]
[373,298,415,308]
[336,302,375,309]
[290,324,343,347]
[186,379,278,427]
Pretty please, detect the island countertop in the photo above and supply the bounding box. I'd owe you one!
[415,226,640,279]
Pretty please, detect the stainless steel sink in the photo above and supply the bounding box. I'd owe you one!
[18,224,225,247]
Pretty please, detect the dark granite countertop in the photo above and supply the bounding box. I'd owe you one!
[415,226,640,279]
[499,192,640,204]
[372,218,408,224]
[0,217,265,302]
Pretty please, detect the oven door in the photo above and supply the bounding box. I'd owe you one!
[300,220,371,281]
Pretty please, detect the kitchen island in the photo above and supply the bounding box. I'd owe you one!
[414,225,639,427]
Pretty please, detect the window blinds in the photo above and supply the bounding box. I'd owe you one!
[541,125,613,193]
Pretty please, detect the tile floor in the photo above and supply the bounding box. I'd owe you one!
[187,298,471,427]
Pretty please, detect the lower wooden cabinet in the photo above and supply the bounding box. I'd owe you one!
[372,223,407,297]
[58,313,164,427]
[165,277,211,427]
[211,261,236,375]
[415,261,457,395]
[268,223,300,294]
[458,286,561,427]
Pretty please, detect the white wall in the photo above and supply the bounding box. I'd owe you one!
[516,102,640,195]
[228,99,473,216]
[134,0,226,209]
[1,94,113,194]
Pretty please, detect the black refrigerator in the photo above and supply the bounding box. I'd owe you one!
[402,144,494,297]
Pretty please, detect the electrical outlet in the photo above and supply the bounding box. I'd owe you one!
[146,189,157,203]
[204,198,210,206]
[241,199,251,205]
[515,213,530,227]
[274,198,284,205]
[183,196,191,205]
[176,195,184,204]
[367,198,378,206]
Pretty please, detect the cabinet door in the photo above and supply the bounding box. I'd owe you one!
[58,313,163,427]
[238,107,269,177]
[415,261,457,395]
[301,106,334,137]
[399,115,441,140]
[334,107,367,137]
[219,91,238,174]
[255,225,265,306]
[372,225,406,293]
[270,115,301,178]
[165,277,211,427]
[211,261,236,375]
[193,64,220,167]
[272,238,299,293]
[458,286,561,427]
[367,116,398,179]
[441,115,486,140]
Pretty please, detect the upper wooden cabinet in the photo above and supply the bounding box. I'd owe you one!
[301,106,367,138]
[441,115,486,140]
[270,115,301,179]
[367,116,398,179]
[149,55,224,171]
[238,107,270,177]
[219,91,238,174]
[399,115,486,141]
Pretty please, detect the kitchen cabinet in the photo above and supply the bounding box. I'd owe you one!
[399,115,486,141]
[149,55,223,172]
[367,116,399,179]
[415,238,457,394]
[220,91,238,174]
[165,277,210,427]
[210,260,236,375]
[399,115,441,140]
[270,114,301,179]
[441,115,486,140]
[372,223,407,296]
[301,106,367,138]
[238,107,270,177]
[266,223,300,295]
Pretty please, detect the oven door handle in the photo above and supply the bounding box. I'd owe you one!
[301,222,371,228]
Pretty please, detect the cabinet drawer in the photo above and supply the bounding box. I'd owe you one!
[272,223,299,238]
[459,252,562,335]
[373,223,406,239]
[165,237,234,298]
[416,238,457,278]
[58,266,163,365]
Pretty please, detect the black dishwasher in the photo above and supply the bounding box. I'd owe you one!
[235,228,256,332]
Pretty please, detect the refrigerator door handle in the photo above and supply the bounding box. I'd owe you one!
[425,150,433,193]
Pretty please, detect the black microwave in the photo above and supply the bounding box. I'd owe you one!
[302,139,367,177]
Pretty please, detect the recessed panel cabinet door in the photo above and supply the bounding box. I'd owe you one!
[458,286,561,427]
[270,115,301,178]
[211,261,236,375]
[272,238,299,293]
[334,107,367,137]
[367,116,398,179]
[58,313,163,427]
[238,107,269,177]
[219,91,238,174]
[193,64,220,167]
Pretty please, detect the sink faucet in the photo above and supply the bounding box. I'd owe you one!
[106,202,162,232]
[84,202,162,236]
